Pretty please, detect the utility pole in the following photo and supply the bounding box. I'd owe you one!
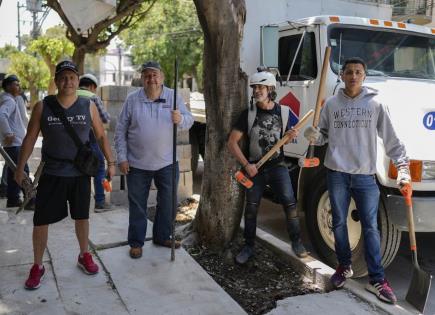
[17,1,25,51]
[117,45,122,86]
[31,11,39,39]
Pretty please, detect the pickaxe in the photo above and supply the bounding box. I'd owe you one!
[0,146,44,214]
[235,109,314,189]
[298,46,331,168]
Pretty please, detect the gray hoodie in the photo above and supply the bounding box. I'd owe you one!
[316,87,408,174]
[0,92,26,147]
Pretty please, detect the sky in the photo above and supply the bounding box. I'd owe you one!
[0,0,62,48]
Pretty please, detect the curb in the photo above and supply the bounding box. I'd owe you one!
[255,227,417,315]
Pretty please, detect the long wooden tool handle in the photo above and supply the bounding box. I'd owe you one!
[256,109,314,169]
[313,46,331,128]
[402,184,418,256]
[407,202,417,252]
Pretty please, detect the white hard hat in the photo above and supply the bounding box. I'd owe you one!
[79,73,98,86]
[249,71,276,88]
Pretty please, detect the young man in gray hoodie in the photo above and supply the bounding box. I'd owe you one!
[304,57,410,304]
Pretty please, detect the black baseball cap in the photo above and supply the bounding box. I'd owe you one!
[141,61,161,72]
[55,60,79,76]
[1,74,19,89]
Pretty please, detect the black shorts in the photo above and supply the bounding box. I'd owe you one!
[34,174,91,226]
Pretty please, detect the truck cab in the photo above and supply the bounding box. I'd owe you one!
[260,15,435,276]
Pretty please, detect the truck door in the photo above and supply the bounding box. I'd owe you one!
[270,26,320,158]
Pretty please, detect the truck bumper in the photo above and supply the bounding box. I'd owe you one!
[386,194,435,232]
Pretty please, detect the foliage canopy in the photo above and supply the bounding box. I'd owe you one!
[121,0,203,89]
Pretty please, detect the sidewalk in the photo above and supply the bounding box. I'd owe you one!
[0,205,245,315]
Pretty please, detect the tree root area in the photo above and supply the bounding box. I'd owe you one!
[185,233,320,315]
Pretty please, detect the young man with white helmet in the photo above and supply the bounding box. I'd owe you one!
[227,70,308,264]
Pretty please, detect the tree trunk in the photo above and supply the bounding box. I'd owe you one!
[72,47,86,75]
[193,0,248,250]
[47,64,57,95]
[29,85,38,109]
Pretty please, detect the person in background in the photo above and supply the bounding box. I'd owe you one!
[77,73,111,212]
[0,75,31,208]
[0,80,28,198]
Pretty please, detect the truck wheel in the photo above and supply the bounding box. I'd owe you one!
[305,174,401,278]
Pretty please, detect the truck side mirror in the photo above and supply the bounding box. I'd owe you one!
[260,25,279,68]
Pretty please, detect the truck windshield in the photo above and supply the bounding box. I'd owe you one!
[329,26,435,80]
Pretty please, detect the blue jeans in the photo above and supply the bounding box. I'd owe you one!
[5,146,29,202]
[90,141,106,205]
[327,170,384,282]
[127,163,179,248]
[244,165,297,245]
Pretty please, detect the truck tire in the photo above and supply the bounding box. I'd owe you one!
[305,174,401,278]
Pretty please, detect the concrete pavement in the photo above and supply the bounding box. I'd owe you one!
[0,206,245,315]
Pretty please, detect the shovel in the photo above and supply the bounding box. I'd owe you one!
[401,183,432,313]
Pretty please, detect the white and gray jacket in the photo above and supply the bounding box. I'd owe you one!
[0,92,26,147]
[315,87,408,174]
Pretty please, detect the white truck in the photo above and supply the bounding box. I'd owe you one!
[190,15,435,277]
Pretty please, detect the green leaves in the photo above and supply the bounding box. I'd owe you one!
[29,36,74,65]
[8,52,49,91]
[121,0,203,90]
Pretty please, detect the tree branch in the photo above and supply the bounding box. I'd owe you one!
[46,0,81,44]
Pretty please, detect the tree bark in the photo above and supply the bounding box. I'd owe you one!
[29,85,38,109]
[193,0,248,250]
[72,47,86,74]
[47,64,56,95]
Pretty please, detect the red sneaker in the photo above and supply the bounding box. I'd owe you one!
[25,264,45,290]
[77,252,99,275]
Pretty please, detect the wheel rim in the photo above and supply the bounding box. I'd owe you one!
[317,191,362,251]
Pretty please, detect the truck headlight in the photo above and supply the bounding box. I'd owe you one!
[422,161,435,180]
[388,160,422,182]
[389,160,435,182]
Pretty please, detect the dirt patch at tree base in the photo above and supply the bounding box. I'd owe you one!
[184,234,320,315]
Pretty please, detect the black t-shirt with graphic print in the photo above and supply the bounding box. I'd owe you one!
[233,103,288,170]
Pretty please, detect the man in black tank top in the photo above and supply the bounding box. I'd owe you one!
[14,61,116,290]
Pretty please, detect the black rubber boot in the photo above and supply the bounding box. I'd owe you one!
[235,245,255,264]
[284,205,308,258]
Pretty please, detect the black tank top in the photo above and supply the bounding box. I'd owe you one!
[41,96,92,176]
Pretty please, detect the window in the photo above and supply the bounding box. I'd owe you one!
[278,32,318,81]
[329,26,435,79]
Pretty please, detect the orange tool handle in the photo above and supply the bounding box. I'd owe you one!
[102,178,112,192]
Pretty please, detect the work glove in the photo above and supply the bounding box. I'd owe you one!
[303,126,321,143]
[396,166,411,188]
